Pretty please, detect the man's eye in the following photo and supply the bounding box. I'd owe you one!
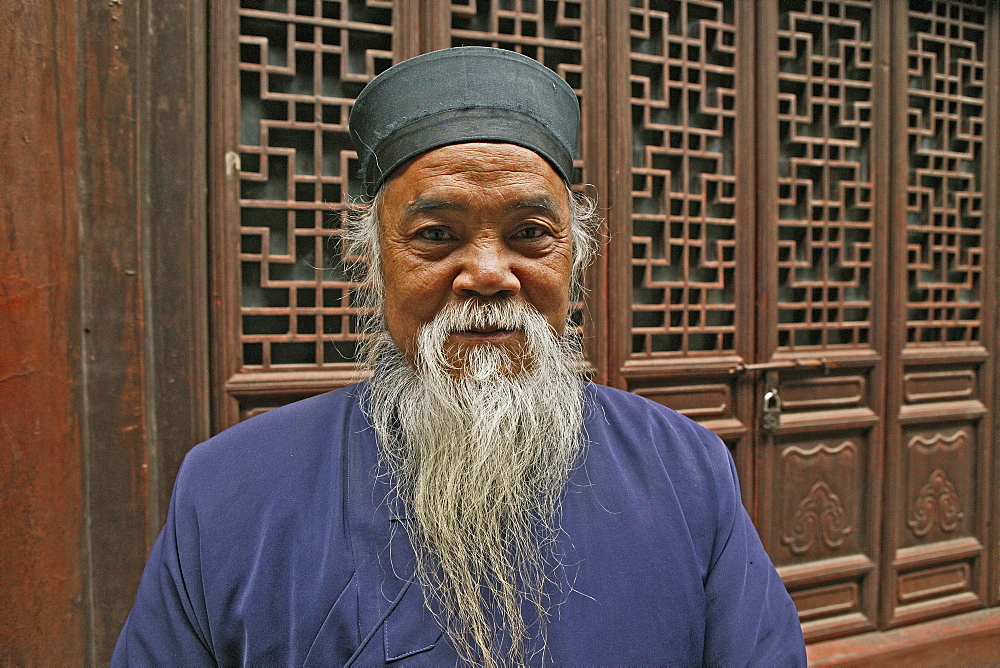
[512,226,547,240]
[416,227,452,241]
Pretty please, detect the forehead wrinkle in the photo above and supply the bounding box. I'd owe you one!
[402,192,563,222]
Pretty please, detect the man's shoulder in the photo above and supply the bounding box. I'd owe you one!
[584,382,736,488]
[194,382,361,447]
[176,383,368,496]
[574,383,743,579]
[586,382,723,446]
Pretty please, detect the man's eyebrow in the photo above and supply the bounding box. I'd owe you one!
[508,195,562,216]
[403,197,463,218]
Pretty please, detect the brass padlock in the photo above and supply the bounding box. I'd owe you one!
[761,387,782,432]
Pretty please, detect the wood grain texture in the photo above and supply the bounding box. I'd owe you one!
[732,0,757,509]
[807,606,1000,666]
[581,0,609,386]
[144,0,210,529]
[0,0,86,663]
[208,0,242,430]
[604,0,631,391]
[77,0,150,661]
[983,0,1000,608]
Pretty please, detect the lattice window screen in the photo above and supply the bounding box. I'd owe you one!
[628,0,739,358]
[775,0,874,350]
[227,0,994,379]
[905,0,985,346]
[237,0,395,370]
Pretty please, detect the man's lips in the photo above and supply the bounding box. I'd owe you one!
[451,328,519,340]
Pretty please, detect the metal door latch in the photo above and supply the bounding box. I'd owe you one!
[728,357,834,375]
[761,387,782,432]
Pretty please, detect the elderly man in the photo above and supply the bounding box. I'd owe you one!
[114,47,806,666]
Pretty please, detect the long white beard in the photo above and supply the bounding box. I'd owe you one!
[363,299,587,666]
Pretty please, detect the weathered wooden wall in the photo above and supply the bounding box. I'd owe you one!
[0,0,208,663]
[0,1,85,662]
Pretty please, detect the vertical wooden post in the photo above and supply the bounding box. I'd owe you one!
[984,0,1000,607]
[0,0,86,662]
[77,0,150,659]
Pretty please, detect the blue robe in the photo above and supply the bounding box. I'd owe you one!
[112,383,805,666]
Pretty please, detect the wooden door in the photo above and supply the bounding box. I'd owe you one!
[598,0,999,643]
[881,0,997,627]
[751,0,889,641]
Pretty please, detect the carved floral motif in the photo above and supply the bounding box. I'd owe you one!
[782,481,852,556]
[907,469,964,537]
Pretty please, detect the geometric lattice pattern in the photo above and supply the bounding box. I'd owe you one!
[629,0,738,357]
[776,0,874,350]
[906,0,984,345]
[238,0,394,368]
[451,0,585,122]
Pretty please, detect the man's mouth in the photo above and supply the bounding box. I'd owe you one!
[452,327,518,340]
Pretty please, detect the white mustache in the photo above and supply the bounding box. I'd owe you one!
[418,300,553,376]
[434,299,537,333]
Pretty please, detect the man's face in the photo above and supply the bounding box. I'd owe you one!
[378,142,573,364]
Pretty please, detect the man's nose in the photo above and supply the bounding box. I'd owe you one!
[452,241,521,298]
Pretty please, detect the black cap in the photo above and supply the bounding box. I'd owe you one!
[350,47,579,193]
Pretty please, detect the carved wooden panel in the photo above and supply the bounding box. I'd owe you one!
[774,0,874,351]
[633,377,742,436]
[236,0,395,373]
[904,0,985,347]
[764,371,881,641]
[901,425,975,547]
[775,437,865,562]
[888,420,983,626]
[882,0,992,630]
[755,0,887,642]
[627,0,739,359]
